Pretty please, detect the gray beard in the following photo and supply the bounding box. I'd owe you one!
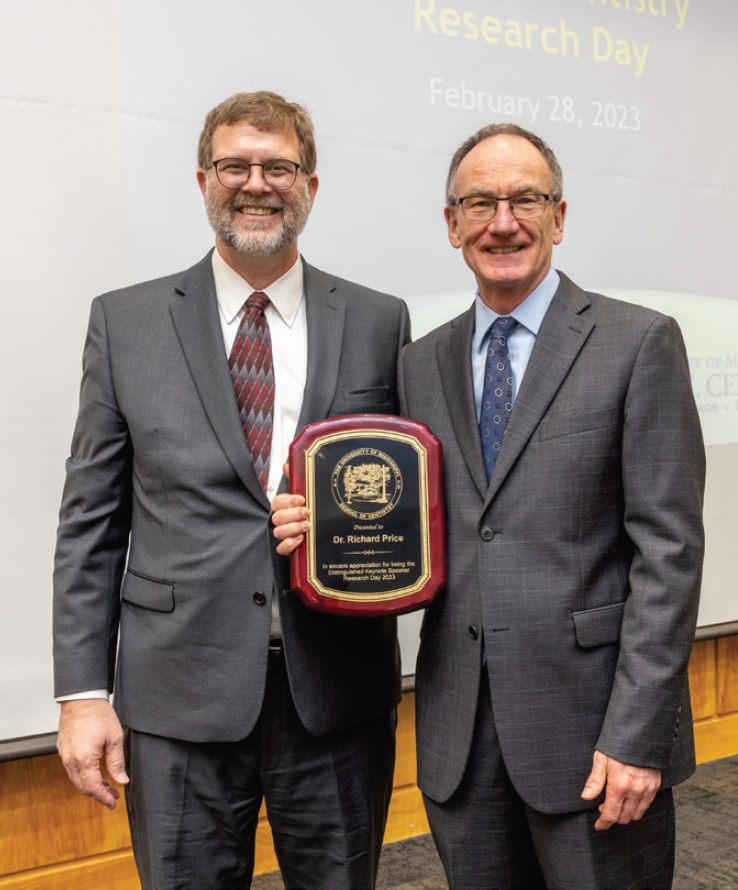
[204,183,311,256]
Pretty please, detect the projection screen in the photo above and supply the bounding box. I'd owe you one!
[1,0,736,743]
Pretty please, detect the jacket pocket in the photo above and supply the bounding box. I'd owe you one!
[342,386,393,411]
[121,570,175,613]
[539,407,616,441]
[572,601,625,648]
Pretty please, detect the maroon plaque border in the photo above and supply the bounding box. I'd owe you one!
[289,414,445,617]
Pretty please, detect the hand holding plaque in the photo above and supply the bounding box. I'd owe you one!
[288,414,445,616]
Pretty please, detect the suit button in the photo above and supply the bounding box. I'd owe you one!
[469,625,479,640]
[253,592,266,606]
[480,527,495,541]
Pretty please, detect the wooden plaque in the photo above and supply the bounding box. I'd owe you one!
[288,414,445,616]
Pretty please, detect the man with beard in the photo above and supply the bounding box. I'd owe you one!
[53,91,409,889]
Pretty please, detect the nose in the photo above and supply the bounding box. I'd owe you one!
[240,164,273,193]
[488,200,520,234]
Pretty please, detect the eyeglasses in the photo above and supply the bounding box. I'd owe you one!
[208,158,302,191]
[454,193,553,221]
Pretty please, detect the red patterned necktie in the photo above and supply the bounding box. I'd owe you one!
[228,292,274,492]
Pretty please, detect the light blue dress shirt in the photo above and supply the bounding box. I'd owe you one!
[472,268,561,421]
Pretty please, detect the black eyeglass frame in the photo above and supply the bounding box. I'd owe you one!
[453,193,554,221]
[207,158,303,191]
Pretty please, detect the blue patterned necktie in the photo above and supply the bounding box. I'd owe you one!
[479,316,519,482]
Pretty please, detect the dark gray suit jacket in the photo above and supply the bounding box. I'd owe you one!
[53,252,410,742]
[399,272,705,813]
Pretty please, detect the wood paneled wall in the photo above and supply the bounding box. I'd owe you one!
[1,638,736,889]
[688,635,738,763]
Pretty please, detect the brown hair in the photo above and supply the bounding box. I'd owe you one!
[445,123,563,206]
[197,91,316,174]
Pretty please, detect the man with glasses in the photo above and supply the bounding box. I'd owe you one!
[53,91,409,889]
[274,122,705,887]
[400,124,705,887]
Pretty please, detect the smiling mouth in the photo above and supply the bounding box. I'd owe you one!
[238,205,279,216]
[486,246,522,254]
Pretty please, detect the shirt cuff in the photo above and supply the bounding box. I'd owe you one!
[56,689,109,702]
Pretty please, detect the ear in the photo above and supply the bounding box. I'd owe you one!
[444,205,462,249]
[196,168,208,198]
[306,173,319,210]
[552,200,567,246]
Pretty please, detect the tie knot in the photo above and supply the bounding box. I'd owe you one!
[490,316,518,341]
[246,291,270,315]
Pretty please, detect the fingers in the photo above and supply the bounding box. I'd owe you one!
[270,492,304,515]
[275,523,310,556]
[271,494,311,556]
[594,776,659,831]
[74,760,121,809]
[584,752,661,831]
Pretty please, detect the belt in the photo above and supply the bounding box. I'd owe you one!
[267,639,284,667]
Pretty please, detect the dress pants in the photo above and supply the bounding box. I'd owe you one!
[124,647,396,890]
[423,667,675,890]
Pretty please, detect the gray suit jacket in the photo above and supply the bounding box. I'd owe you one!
[53,252,410,741]
[399,272,705,813]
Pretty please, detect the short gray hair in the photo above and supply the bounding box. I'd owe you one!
[445,123,563,207]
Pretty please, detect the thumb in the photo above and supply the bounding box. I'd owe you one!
[105,736,129,786]
[581,751,607,800]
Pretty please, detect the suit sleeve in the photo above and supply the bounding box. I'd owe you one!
[398,301,412,356]
[596,313,705,769]
[398,344,410,418]
[53,297,133,696]
[389,301,411,416]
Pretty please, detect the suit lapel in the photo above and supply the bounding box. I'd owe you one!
[169,251,269,507]
[484,273,594,505]
[437,307,490,499]
[295,261,346,430]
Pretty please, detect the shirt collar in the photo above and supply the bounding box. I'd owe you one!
[473,267,560,354]
[211,248,305,327]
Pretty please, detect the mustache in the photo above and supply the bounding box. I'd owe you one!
[230,196,284,211]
